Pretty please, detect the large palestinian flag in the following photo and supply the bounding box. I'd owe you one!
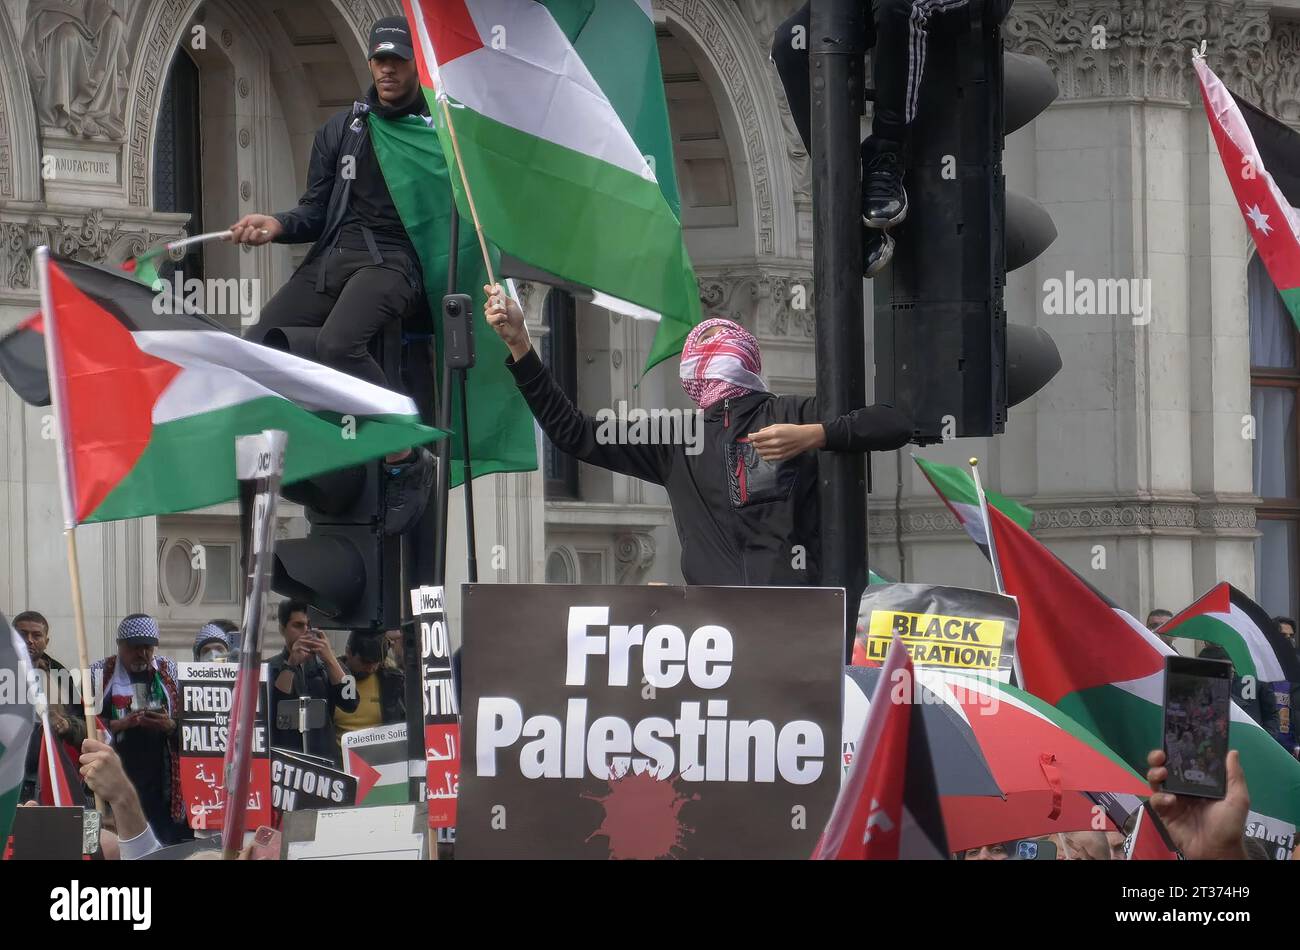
[985,503,1300,854]
[1160,583,1300,684]
[403,0,702,370]
[32,252,444,525]
[1194,53,1300,331]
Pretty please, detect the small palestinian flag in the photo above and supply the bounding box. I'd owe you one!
[32,251,444,525]
[814,638,948,860]
[1,614,34,843]
[913,456,1034,553]
[1161,583,1300,684]
[342,724,410,806]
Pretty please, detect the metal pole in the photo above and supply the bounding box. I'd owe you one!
[431,206,459,587]
[810,0,868,660]
[458,369,478,582]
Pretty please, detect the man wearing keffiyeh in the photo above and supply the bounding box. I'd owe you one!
[90,614,192,845]
[489,289,913,586]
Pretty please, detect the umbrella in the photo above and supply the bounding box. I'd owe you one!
[844,666,1150,852]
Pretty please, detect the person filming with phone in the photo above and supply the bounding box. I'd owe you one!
[268,600,358,766]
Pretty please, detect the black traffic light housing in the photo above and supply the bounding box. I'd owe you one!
[873,1,1060,443]
[263,323,404,631]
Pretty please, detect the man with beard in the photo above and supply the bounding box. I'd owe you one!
[229,14,432,535]
[332,630,405,753]
[90,615,191,846]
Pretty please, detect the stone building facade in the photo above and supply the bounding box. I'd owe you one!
[1,0,1297,660]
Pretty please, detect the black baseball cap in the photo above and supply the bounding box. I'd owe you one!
[368,15,414,61]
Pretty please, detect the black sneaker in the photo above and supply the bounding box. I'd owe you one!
[863,145,908,229]
[864,227,894,277]
[383,446,434,535]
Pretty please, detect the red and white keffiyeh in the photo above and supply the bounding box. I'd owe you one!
[678,318,769,409]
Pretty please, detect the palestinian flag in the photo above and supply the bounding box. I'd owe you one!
[367,116,537,487]
[914,455,1034,551]
[1162,583,1300,684]
[342,724,410,806]
[36,252,444,525]
[814,639,948,859]
[403,0,702,370]
[1194,54,1300,331]
[985,503,1300,851]
[36,726,84,808]
[1,614,34,843]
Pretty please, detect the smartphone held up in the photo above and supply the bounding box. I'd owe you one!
[1160,654,1233,800]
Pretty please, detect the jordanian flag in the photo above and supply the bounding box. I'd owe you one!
[1194,53,1300,331]
[404,0,703,369]
[1,614,34,843]
[914,456,1034,551]
[986,504,1300,850]
[36,253,444,525]
[1162,583,1300,685]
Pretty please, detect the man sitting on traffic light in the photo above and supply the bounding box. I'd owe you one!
[487,286,912,586]
[228,15,432,531]
[771,0,966,274]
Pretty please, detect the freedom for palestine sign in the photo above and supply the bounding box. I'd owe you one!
[456,585,843,860]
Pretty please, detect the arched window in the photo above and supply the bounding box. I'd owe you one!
[1249,253,1300,618]
[153,48,204,280]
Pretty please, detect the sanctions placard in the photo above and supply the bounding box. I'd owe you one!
[456,584,844,860]
[855,583,1019,681]
[411,585,459,828]
[177,662,271,830]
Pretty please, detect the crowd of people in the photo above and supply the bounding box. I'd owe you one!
[11,603,408,857]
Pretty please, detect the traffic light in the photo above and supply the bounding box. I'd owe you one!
[873,1,1060,442]
[262,327,403,631]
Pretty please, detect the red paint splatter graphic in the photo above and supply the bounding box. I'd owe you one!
[582,771,699,860]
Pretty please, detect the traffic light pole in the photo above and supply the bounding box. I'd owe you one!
[811,0,868,660]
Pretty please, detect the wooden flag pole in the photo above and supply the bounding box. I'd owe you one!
[37,245,105,813]
[438,96,497,287]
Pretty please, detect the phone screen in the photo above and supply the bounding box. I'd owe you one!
[1161,656,1233,799]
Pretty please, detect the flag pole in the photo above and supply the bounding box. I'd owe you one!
[437,96,496,287]
[36,246,105,813]
[968,457,1005,595]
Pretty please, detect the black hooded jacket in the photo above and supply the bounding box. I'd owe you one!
[271,85,428,287]
[507,348,911,586]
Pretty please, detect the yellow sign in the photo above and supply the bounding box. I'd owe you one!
[865,610,1008,672]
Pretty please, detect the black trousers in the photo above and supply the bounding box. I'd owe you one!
[771,0,971,155]
[246,247,418,389]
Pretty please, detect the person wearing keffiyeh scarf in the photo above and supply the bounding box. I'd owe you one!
[489,288,914,588]
[90,614,192,846]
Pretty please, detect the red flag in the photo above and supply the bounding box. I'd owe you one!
[37,730,84,808]
[813,639,948,859]
[1124,803,1180,860]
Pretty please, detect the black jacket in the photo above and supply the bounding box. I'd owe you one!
[267,649,360,765]
[272,87,427,288]
[507,348,911,585]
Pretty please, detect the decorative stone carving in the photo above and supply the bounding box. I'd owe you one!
[697,268,815,338]
[870,499,1257,536]
[1003,0,1271,104]
[615,532,657,584]
[736,0,811,203]
[0,209,174,289]
[127,0,191,206]
[659,0,776,255]
[1258,19,1300,124]
[20,0,131,139]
